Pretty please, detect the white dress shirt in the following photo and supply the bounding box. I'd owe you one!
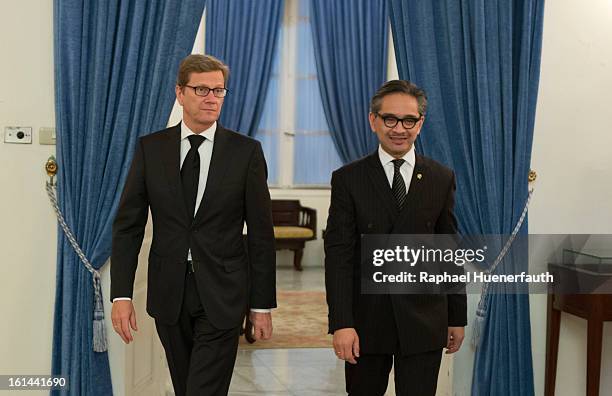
[378,145,415,193]
[181,121,216,260]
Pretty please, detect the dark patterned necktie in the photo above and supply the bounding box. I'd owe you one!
[392,159,406,210]
[181,134,205,217]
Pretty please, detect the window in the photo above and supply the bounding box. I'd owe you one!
[255,0,343,187]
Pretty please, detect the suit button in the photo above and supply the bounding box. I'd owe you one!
[193,228,199,233]
[367,223,373,229]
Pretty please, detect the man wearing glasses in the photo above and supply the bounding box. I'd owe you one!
[110,54,276,396]
[325,80,467,395]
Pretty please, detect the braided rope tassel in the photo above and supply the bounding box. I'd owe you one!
[46,182,107,352]
[471,187,534,349]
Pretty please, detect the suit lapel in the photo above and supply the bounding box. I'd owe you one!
[160,124,189,219]
[365,152,399,220]
[406,154,428,207]
[193,125,231,224]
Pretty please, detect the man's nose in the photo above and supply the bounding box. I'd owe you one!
[392,123,407,133]
[203,94,219,103]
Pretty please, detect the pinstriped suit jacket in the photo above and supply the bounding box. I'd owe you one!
[324,151,467,355]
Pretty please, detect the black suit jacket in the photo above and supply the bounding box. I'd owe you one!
[325,151,467,355]
[111,123,276,329]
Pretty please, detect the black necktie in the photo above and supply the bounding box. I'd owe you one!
[181,135,205,217]
[392,159,406,210]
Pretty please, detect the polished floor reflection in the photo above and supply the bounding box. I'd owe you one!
[275,265,326,292]
[230,348,344,395]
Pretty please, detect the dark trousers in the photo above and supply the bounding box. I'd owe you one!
[345,349,443,396]
[155,271,240,396]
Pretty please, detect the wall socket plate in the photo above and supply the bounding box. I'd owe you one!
[4,126,33,144]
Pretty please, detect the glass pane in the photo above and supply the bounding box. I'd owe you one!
[254,28,282,185]
[293,0,342,185]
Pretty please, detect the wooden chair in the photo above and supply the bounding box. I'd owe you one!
[271,200,317,271]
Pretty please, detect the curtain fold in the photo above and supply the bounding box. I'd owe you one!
[205,0,284,136]
[309,0,388,164]
[52,0,205,394]
[387,0,544,394]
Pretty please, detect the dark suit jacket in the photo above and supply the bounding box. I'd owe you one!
[325,151,467,355]
[111,123,276,329]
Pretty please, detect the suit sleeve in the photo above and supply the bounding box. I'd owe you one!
[324,170,357,333]
[435,172,467,327]
[244,142,277,309]
[110,138,149,301]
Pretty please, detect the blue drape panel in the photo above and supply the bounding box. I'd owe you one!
[309,0,388,164]
[388,0,544,394]
[205,0,284,136]
[52,1,205,394]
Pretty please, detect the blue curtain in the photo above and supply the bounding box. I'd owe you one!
[52,0,205,394]
[388,0,544,395]
[205,0,284,136]
[310,0,388,164]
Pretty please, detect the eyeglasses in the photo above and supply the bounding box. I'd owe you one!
[184,85,228,98]
[376,113,422,129]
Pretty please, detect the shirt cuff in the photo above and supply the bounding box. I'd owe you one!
[250,308,271,313]
[113,297,132,302]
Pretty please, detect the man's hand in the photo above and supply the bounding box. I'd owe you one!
[333,328,360,364]
[249,311,273,340]
[445,326,465,354]
[111,300,138,344]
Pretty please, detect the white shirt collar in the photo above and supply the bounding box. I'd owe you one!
[180,121,216,142]
[378,145,415,168]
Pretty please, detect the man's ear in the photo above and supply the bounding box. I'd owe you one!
[368,112,377,132]
[416,115,425,133]
[175,85,184,106]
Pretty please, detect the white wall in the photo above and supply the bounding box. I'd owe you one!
[0,1,57,393]
[529,0,612,395]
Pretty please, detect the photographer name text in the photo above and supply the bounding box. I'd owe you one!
[372,271,554,284]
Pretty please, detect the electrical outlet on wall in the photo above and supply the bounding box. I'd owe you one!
[4,126,33,144]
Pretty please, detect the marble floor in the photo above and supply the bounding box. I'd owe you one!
[275,265,326,292]
[228,267,398,395]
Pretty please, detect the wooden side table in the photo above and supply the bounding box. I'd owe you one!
[545,261,612,396]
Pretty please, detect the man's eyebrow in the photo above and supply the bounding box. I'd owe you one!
[379,113,420,118]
